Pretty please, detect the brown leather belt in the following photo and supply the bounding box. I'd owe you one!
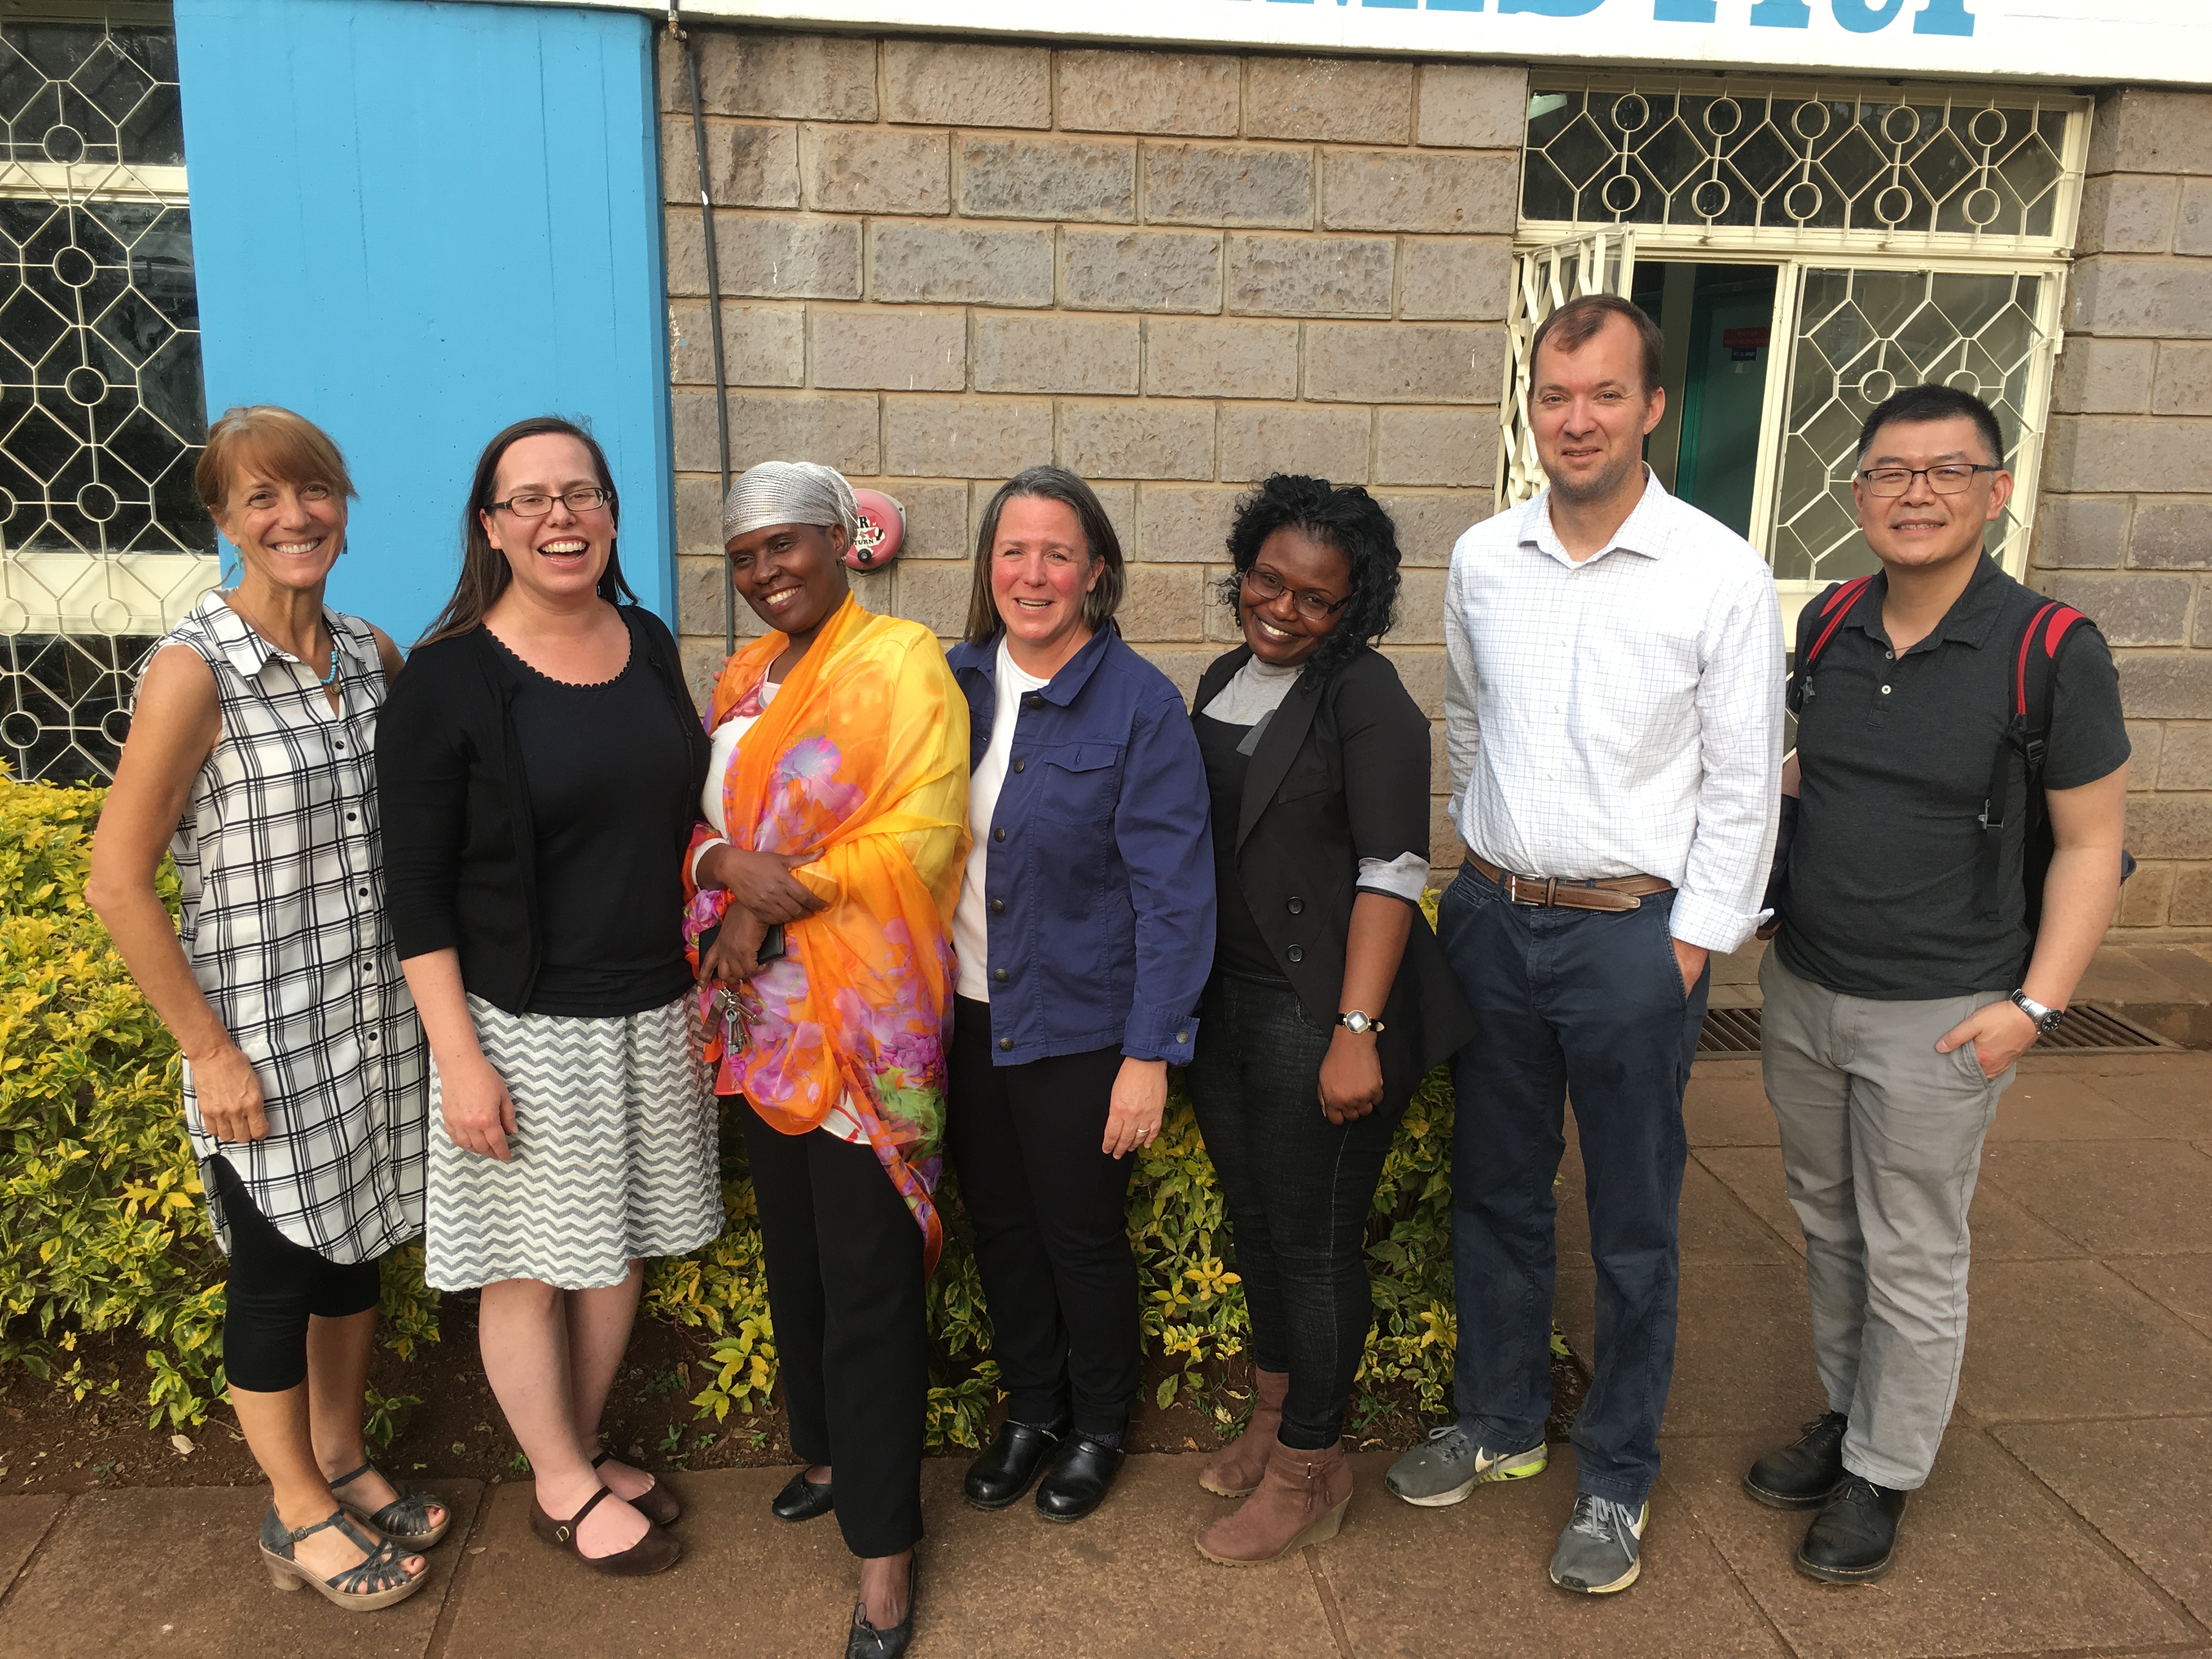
[1466,855,1673,913]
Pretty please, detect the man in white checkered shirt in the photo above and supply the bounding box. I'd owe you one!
[1383,294,1784,1598]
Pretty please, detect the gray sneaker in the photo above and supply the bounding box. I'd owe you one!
[1384,1425,1549,1508]
[1548,1494,1649,1594]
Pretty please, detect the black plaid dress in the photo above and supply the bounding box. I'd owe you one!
[161,591,429,1266]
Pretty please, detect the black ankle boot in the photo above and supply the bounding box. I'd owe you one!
[1745,1410,1849,1510]
[1035,1434,1124,1522]
[964,1420,1062,1510]
[1797,1474,1908,1583]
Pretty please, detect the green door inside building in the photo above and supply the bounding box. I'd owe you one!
[1632,262,1780,542]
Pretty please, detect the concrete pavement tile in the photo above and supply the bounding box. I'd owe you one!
[1558,1264,1825,1436]
[2107,1253,2212,1339]
[1555,1137,1787,1271]
[2084,1065,2212,1138]
[1980,1141,2212,1254]
[1664,1432,2193,1659]
[0,1481,482,1659]
[1989,1074,2159,1141]
[1996,1415,2212,1626]
[1313,1450,1787,1658]
[1683,1079,1780,1148]
[1958,1259,2212,1423]
[2075,946,2197,1006]
[1696,1147,2088,1263]
[0,1494,65,1592]
[918,1455,1340,1658]
[437,1468,853,1659]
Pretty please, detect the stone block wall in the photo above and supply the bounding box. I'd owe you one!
[2033,87,2212,936]
[661,27,1525,861]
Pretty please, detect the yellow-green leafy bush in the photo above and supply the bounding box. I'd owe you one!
[5,774,1463,1441]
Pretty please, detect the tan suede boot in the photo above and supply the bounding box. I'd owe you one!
[1196,1438,1353,1566]
[1198,1369,1289,1498]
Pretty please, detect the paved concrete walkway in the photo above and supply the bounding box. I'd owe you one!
[3,1050,2208,1659]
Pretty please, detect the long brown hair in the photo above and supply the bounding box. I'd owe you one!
[417,415,637,646]
[962,466,1126,647]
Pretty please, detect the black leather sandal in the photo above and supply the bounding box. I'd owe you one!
[259,1505,427,1610]
[594,1450,681,1526]
[328,1458,452,1548]
[529,1486,681,1577]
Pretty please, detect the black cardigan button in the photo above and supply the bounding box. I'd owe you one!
[1287,897,1305,915]
[1287,946,1304,963]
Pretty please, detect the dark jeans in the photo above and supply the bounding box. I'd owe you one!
[1438,864,1709,1508]
[211,1155,383,1393]
[946,997,1138,1441]
[1186,974,1403,1450]
[736,1097,926,1559]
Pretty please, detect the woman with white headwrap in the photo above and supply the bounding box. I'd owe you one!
[683,460,968,1659]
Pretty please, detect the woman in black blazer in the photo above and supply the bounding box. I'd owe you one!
[1184,474,1475,1566]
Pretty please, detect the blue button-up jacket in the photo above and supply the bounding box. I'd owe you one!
[946,624,1215,1066]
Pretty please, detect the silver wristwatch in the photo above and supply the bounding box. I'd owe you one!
[2010,989,2065,1036]
[1338,1011,1385,1036]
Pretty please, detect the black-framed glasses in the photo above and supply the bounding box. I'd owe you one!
[486,486,614,518]
[1855,464,2001,498]
[1243,565,1351,622]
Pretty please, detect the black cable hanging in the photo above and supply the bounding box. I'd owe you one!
[669,1,736,656]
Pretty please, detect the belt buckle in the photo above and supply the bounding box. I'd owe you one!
[1506,873,1554,907]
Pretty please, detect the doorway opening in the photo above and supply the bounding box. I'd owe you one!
[1630,261,1780,543]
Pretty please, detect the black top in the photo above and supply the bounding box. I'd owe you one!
[1190,645,1476,1100]
[377,606,710,1017]
[500,635,697,1018]
[1194,712,1292,985]
[1776,556,2129,1001]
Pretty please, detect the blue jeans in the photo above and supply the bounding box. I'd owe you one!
[1438,863,1709,1508]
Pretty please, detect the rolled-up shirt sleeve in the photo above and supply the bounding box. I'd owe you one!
[1115,687,1216,1062]
[1673,565,1786,953]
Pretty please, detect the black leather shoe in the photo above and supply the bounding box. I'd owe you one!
[772,1469,834,1523]
[1796,1474,1908,1583]
[845,1554,916,1658]
[1745,1410,1849,1510]
[964,1420,1062,1510]
[1035,1434,1124,1523]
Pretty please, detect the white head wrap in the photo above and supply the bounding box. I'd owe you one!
[721,460,859,547]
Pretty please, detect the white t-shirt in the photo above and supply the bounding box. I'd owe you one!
[953,637,1051,1002]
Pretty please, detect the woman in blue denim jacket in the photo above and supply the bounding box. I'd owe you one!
[944,466,1215,1526]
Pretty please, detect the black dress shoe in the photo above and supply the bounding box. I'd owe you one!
[1745,1410,1849,1510]
[964,1420,1062,1510]
[772,1469,835,1523]
[1035,1434,1124,1523]
[1797,1474,1908,1583]
[845,1554,916,1658]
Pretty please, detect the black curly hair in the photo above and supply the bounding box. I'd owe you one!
[1215,474,1401,680]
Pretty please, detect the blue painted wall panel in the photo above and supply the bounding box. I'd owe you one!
[174,0,673,644]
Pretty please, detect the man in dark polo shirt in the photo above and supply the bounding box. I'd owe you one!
[1747,383,2130,1583]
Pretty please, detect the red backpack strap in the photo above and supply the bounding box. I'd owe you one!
[1804,574,1876,671]
[2015,601,2086,723]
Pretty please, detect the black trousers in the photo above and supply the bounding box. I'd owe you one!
[211,1155,383,1394]
[736,1097,926,1559]
[946,997,1138,1440]
[1186,974,1404,1449]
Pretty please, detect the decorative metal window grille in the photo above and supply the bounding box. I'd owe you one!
[1521,80,2087,256]
[0,10,210,785]
[1509,76,2087,634]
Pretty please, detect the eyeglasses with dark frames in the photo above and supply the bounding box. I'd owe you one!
[486,486,614,518]
[1855,464,2001,498]
[1242,565,1351,623]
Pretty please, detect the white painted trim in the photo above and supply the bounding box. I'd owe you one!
[529,0,2212,89]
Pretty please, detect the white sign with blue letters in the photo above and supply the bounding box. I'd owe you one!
[611,0,2212,86]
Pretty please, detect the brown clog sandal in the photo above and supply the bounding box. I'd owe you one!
[594,1450,681,1526]
[259,1505,427,1611]
[528,1486,681,1577]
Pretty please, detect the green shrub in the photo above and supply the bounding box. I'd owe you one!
[3,774,1464,1441]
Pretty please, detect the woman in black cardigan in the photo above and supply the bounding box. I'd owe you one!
[1186,474,1475,1566]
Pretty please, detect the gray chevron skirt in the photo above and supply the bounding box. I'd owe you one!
[424,992,721,1291]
